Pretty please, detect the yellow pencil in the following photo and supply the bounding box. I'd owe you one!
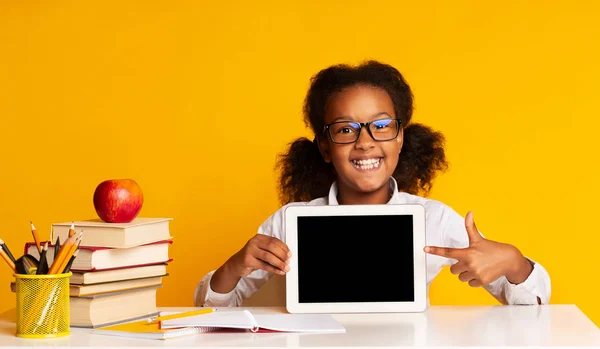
[68,222,75,237]
[0,246,15,272]
[57,232,82,273]
[48,231,78,274]
[30,221,42,254]
[147,308,214,323]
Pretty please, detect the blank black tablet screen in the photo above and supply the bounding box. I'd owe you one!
[297,215,414,303]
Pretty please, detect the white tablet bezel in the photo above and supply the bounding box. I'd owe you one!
[284,204,427,313]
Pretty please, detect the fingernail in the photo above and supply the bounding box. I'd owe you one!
[287,251,292,257]
[284,265,291,272]
[424,247,430,253]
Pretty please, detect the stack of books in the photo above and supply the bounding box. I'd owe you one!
[25,218,173,328]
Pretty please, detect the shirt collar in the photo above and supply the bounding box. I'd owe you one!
[327,177,401,205]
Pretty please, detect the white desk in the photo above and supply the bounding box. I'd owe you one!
[0,305,598,348]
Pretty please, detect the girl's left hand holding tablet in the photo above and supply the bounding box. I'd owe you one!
[424,211,534,288]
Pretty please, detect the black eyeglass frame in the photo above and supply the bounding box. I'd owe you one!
[322,118,402,144]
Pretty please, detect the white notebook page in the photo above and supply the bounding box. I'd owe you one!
[253,314,345,333]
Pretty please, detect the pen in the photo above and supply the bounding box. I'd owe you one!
[0,245,16,272]
[36,242,49,275]
[30,221,42,254]
[0,238,16,263]
[147,308,215,323]
[54,236,61,261]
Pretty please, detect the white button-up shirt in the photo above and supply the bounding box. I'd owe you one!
[195,178,551,307]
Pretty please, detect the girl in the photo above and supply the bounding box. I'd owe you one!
[195,61,550,307]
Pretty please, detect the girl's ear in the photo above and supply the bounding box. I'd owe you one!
[316,136,332,163]
[396,128,404,153]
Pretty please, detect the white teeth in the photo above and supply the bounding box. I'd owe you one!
[351,158,381,170]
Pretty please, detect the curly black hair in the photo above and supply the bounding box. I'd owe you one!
[276,60,449,204]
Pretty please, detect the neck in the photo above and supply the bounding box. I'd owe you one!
[337,180,391,205]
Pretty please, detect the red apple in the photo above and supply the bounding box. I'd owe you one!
[93,179,144,223]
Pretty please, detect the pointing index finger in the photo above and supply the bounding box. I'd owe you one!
[424,246,467,260]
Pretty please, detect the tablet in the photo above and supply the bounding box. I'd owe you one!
[284,204,426,313]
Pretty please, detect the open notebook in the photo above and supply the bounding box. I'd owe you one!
[93,310,345,340]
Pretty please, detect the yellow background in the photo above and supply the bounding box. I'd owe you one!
[1,1,599,326]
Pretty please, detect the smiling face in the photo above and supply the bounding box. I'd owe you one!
[318,85,403,204]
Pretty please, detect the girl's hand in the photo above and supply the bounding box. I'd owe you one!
[227,234,292,278]
[424,212,533,287]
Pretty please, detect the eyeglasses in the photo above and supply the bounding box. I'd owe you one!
[323,118,402,144]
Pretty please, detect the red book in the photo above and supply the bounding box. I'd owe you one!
[24,240,172,271]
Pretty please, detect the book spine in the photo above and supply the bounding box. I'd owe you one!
[248,310,260,333]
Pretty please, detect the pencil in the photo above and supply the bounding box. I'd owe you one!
[62,249,79,273]
[56,231,82,274]
[0,238,16,263]
[68,222,75,237]
[147,308,214,323]
[48,231,79,274]
[30,221,42,254]
[53,236,61,261]
[36,242,49,275]
[0,246,16,273]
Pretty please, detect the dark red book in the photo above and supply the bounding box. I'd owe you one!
[24,240,172,271]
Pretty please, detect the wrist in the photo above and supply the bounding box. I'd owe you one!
[210,261,242,294]
[223,258,243,279]
[505,248,533,284]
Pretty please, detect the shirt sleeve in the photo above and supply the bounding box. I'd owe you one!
[193,205,288,307]
[442,206,551,305]
[483,258,551,305]
[194,269,273,307]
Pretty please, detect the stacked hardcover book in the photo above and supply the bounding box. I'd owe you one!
[26,218,173,328]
